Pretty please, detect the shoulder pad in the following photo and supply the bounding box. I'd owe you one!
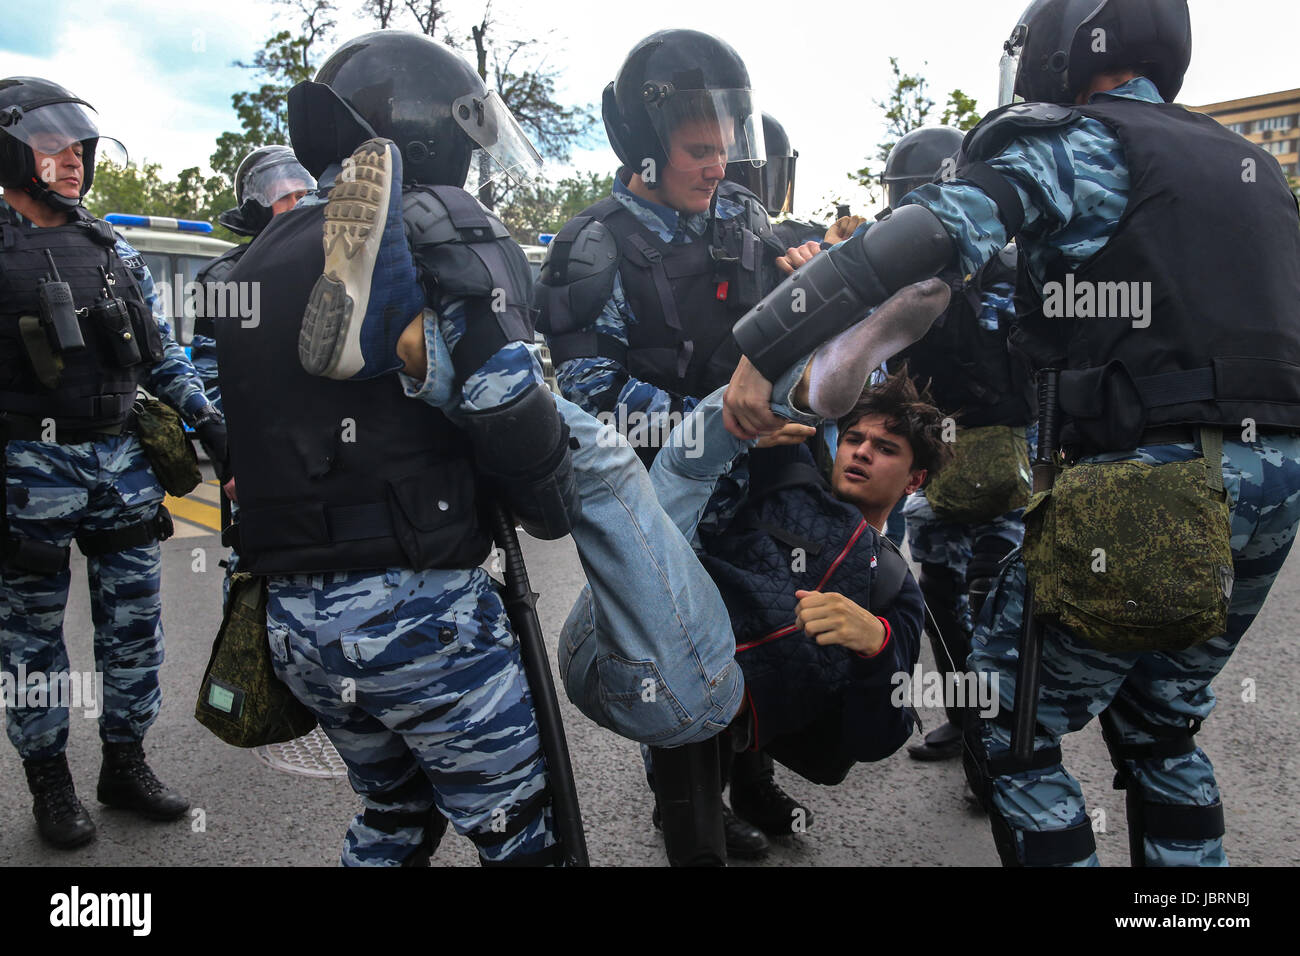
[196,244,247,285]
[715,180,772,237]
[963,102,1078,162]
[535,217,619,336]
[401,185,512,248]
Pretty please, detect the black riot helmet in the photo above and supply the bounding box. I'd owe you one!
[0,76,127,211]
[604,29,764,188]
[1000,0,1192,107]
[217,145,317,237]
[288,30,541,190]
[882,126,965,208]
[726,113,797,216]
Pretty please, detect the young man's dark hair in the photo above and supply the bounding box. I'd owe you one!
[836,364,954,477]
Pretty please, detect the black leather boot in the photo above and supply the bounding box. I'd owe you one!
[730,750,814,836]
[907,720,964,760]
[97,741,190,820]
[23,753,97,849]
[649,739,738,865]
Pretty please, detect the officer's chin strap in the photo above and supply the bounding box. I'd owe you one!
[1097,695,1224,867]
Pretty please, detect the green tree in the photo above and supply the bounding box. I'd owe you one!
[210,1,335,184]
[85,160,238,240]
[496,171,613,245]
[847,58,983,208]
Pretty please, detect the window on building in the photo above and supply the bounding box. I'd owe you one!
[1256,114,1295,132]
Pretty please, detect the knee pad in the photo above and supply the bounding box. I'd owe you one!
[965,714,1093,866]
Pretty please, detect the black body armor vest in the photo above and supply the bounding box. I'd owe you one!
[192,243,248,339]
[217,203,492,575]
[894,252,1033,428]
[1008,100,1300,452]
[0,210,150,430]
[545,185,775,406]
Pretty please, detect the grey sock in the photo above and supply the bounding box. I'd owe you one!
[806,278,952,420]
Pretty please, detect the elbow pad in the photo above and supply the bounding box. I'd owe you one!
[461,383,579,540]
[732,204,956,381]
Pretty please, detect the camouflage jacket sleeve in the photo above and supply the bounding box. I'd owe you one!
[555,272,700,420]
[118,237,211,422]
[400,294,543,414]
[900,110,1132,284]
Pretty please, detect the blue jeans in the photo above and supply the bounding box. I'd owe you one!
[558,359,815,747]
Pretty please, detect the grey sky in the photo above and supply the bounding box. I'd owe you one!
[4,0,1297,219]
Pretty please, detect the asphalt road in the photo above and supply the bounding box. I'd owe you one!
[3,467,1298,868]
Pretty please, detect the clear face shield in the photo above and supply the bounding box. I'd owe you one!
[454,89,545,195]
[0,99,127,179]
[243,153,316,207]
[645,87,764,173]
[999,24,1029,107]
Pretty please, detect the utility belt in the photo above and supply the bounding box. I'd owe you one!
[1022,424,1233,654]
[0,409,134,444]
[0,504,174,576]
[0,411,176,576]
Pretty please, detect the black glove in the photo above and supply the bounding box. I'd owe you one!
[193,409,229,482]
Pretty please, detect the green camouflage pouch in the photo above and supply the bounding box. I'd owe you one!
[926,424,1031,523]
[133,396,201,497]
[1022,428,1233,654]
[195,573,317,748]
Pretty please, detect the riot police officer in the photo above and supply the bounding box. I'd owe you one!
[722,0,1300,866]
[190,145,314,411]
[0,77,225,848]
[217,31,575,866]
[877,126,1035,763]
[537,28,812,865]
[727,112,828,250]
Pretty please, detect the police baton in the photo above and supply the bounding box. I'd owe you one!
[1011,369,1060,763]
[491,503,590,867]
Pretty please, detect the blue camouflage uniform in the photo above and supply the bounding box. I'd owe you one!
[262,182,555,867]
[897,77,1300,865]
[188,331,221,412]
[554,177,748,421]
[902,278,1032,642]
[1,206,211,761]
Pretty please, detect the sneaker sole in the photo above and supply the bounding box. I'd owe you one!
[299,140,395,379]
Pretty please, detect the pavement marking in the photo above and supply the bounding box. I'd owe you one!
[166,480,223,535]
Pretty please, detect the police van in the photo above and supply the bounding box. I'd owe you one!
[103,214,235,346]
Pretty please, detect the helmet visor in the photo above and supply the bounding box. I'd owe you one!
[648,88,764,171]
[1000,23,1028,106]
[764,155,796,215]
[243,152,316,206]
[1,99,126,166]
[453,89,544,192]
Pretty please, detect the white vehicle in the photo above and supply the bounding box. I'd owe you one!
[104,214,235,346]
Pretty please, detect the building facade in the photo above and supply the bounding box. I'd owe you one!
[1192,88,1300,180]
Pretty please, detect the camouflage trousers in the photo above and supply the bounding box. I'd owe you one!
[267,566,556,866]
[0,435,165,759]
[905,493,1025,629]
[970,433,1300,866]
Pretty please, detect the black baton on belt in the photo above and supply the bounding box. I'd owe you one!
[491,503,589,867]
[1011,369,1060,763]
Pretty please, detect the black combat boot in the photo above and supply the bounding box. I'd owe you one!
[23,753,97,849]
[97,741,190,820]
[730,750,814,836]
